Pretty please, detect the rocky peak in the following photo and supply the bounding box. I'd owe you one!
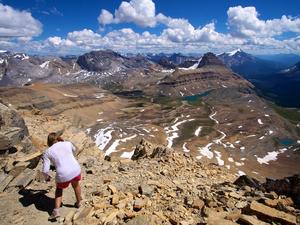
[197,52,225,68]
[77,50,124,72]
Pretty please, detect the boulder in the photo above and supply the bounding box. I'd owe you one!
[238,214,269,225]
[139,184,155,197]
[263,174,300,206]
[249,201,296,225]
[0,103,29,151]
[126,215,151,225]
[131,139,170,160]
[234,175,263,190]
[0,103,28,135]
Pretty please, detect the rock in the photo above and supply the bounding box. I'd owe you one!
[73,206,94,221]
[86,168,95,174]
[264,191,278,200]
[234,175,262,190]
[235,201,248,209]
[238,214,269,225]
[108,184,118,194]
[249,200,297,225]
[229,192,243,199]
[207,210,239,225]
[225,210,241,222]
[192,198,204,210]
[103,209,119,224]
[131,139,170,160]
[83,158,95,168]
[197,52,225,68]
[126,215,151,225]
[0,133,11,150]
[264,197,294,208]
[111,194,119,205]
[243,186,252,193]
[133,198,146,211]
[139,184,154,197]
[263,174,300,206]
[0,103,28,135]
[7,168,36,189]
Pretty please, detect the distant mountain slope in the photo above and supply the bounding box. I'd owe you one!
[158,52,252,97]
[218,49,283,78]
[250,61,300,107]
[147,53,198,69]
[257,53,300,68]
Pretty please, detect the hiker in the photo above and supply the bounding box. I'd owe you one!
[42,132,82,220]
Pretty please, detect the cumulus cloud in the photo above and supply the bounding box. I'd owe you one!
[1,2,300,55]
[0,3,42,38]
[227,6,300,38]
[98,9,114,25]
[99,0,157,27]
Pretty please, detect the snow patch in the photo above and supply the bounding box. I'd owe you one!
[94,127,114,150]
[120,150,135,159]
[256,148,288,164]
[199,143,214,159]
[228,157,234,162]
[227,48,242,56]
[165,118,195,148]
[214,151,224,166]
[237,170,246,176]
[258,119,263,125]
[194,126,202,137]
[40,61,50,69]
[63,93,78,98]
[183,143,190,152]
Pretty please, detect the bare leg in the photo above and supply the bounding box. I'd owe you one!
[71,181,82,206]
[55,188,63,209]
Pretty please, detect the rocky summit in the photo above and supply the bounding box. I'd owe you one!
[0,49,300,225]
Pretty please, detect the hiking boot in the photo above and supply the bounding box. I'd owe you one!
[48,208,60,221]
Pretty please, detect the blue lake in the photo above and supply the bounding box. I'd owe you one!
[183,91,211,103]
[279,138,295,146]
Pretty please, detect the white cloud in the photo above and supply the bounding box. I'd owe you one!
[98,9,114,25]
[67,29,102,46]
[99,0,157,27]
[0,3,42,38]
[227,6,300,38]
[1,3,300,55]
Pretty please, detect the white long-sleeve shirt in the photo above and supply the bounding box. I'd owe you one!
[42,141,81,183]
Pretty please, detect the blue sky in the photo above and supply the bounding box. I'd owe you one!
[1,0,300,55]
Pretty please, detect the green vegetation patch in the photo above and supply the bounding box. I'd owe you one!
[270,103,300,124]
[154,96,182,110]
[175,120,202,144]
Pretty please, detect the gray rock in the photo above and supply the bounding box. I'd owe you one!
[126,215,151,225]
[139,184,155,197]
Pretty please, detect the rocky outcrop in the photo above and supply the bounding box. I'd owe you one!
[263,175,300,206]
[131,139,171,160]
[197,52,225,68]
[0,103,29,151]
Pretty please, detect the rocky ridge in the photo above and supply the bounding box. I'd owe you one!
[0,133,299,225]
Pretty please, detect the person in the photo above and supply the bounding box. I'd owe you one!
[42,132,82,220]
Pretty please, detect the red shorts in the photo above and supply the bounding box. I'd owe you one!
[56,174,81,189]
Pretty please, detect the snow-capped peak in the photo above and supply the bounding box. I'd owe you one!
[0,50,7,53]
[227,48,242,56]
[40,60,50,69]
[13,53,29,60]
